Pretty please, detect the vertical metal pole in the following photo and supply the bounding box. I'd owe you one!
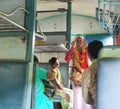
[108,0,114,34]
[67,2,72,49]
[25,0,36,109]
[66,2,72,88]
[98,0,101,29]
[25,0,36,61]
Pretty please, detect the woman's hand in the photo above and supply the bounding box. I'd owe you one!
[57,85,64,90]
[54,78,64,90]
[72,41,76,49]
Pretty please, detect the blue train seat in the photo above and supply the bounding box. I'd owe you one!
[0,62,30,109]
[97,46,120,109]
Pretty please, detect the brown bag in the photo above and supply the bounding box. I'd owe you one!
[42,79,56,98]
[70,67,82,85]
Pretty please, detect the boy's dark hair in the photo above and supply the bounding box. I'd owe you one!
[88,40,103,59]
[34,55,39,64]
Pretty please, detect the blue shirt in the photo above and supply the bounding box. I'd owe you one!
[35,67,53,109]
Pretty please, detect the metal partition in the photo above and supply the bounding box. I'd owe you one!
[0,0,36,109]
[0,63,28,109]
[0,0,36,61]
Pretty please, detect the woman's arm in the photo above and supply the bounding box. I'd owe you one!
[54,78,64,90]
[47,71,63,90]
[65,41,76,62]
[65,47,75,62]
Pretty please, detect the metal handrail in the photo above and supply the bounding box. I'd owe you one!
[36,18,47,40]
[0,15,28,32]
[0,6,29,32]
[0,6,29,17]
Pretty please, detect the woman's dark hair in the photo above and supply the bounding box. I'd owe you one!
[34,55,39,64]
[88,40,103,59]
[49,57,58,65]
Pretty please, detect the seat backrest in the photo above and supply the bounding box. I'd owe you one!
[0,62,30,109]
[97,46,120,109]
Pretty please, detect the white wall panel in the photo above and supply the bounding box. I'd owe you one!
[40,15,107,34]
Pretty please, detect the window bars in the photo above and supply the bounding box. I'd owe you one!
[98,0,120,34]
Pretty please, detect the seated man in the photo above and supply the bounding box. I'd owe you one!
[82,40,103,109]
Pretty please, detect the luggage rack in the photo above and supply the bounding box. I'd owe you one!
[0,6,28,32]
[0,17,24,32]
[0,7,46,41]
[97,0,120,34]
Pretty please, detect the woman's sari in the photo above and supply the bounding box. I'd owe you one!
[47,68,73,109]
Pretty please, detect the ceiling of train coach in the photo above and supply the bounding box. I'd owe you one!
[35,0,120,52]
[37,0,120,16]
[37,0,98,17]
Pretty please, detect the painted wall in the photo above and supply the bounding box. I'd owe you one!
[39,14,107,34]
[37,14,110,46]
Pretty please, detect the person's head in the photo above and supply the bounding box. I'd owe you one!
[88,40,103,61]
[74,35,84,49]
[34,55,39,65]
[49,57,59,68]
[75,35,83,44]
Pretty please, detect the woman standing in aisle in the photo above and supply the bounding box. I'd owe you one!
[65,35,92,109]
